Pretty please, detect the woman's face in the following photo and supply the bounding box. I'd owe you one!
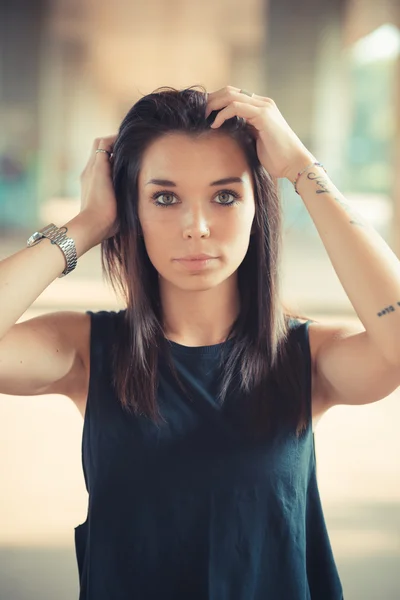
[137,131,256,291]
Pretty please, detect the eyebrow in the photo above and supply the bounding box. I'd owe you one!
[145,177,244,187]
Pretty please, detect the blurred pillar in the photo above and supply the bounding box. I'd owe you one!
[311,9,350,189]
[265,0,348,237]
[266,0,346,157]
[37,1,92,206]
[0,0,46,230]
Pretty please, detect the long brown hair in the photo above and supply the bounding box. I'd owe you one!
[102,86,313,440]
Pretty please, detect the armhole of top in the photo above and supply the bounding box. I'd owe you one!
[288,317,313,424]
[81,309,119,492]
[303,320,312,424]
[80,310,96,493]
[84,311,95,421]
[302,319,318,470]
[290,319,315,456]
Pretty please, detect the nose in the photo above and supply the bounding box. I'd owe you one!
[182,209,211,239]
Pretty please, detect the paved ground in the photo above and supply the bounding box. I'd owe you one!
[0,231,399,599]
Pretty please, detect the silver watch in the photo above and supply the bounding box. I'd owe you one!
[27,223,78,277]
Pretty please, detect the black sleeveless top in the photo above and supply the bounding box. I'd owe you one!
[74,309,343,599]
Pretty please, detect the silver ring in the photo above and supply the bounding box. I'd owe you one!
[96,149,112,158]
[239,89,254,97]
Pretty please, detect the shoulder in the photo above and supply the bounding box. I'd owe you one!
[287,317,360,360]
[306,319,364,362]
[305,319,364,430]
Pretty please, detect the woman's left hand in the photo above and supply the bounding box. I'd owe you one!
[205,86,315,182]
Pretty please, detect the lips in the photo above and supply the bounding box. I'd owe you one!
[175,254,215,261]
[174,256,217,271]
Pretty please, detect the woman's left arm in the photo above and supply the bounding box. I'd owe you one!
[288,156,400,367]
[288,157,400,409]
[206,86,400,409]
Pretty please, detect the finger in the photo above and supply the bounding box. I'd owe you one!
[205,87,267,119]
[206,93,266,120]
[210,101,265,131]
[97,135,117,153]
[207,85,267,102]
[92,135,117,168]
[87,135,116,167]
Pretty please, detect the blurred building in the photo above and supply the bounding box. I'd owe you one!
[0,0,399,249]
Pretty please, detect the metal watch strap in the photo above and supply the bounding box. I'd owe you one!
[28,223,78,277]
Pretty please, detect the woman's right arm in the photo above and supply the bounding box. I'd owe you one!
[0,135,118,399]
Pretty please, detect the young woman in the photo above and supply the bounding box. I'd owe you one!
[1,86,399,599]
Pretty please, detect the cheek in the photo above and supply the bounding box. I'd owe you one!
[140,206,172,238]
[228,209,254,238]
[140,220,175,267]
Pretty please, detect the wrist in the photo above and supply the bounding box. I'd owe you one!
[62,212,109,257]
[284,153,316,184]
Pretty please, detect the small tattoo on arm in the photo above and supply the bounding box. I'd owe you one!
[304,170,369,228]
[307,171,331,194]
[377,303,400,317]
[333,197,366,228]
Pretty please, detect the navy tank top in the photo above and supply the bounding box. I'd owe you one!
[74,309,343,599]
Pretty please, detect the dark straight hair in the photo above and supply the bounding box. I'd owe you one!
[102,85,312,440]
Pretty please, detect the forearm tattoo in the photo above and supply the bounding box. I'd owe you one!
[304,171,398,321]
[306,171,367,228]
[307,171,330,194]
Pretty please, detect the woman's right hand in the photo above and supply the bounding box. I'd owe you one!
[79,135,119,241]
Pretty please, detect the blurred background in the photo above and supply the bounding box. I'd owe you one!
[0,0,400,598]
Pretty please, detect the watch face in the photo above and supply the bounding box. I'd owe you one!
[27,224,57,246]
[27,232,43,246]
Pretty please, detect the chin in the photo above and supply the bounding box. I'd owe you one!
[165,269,236,292]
